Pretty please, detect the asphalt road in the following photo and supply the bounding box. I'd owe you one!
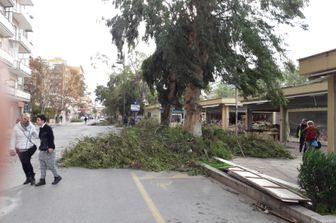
[0,122,286,223]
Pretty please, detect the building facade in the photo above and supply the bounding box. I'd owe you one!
[48,58,86,121]
[299,49,336,152]
[0,0,33,126]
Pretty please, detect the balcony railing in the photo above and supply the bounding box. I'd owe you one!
[10,60,31,77]
[16,0,33,6]
[0,11,14,37]
[18,61,31,75]
[17,33,32,53]
[0,47,14,66]
[7,86,31,101]
[13,6,32,31]
[0,0,15,7]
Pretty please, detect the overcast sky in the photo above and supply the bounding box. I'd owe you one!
[31,0,336,100]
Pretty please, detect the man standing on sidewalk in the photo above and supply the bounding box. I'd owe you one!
[35,114,62,186]
[9,113,38,185]
[296,118,308,152]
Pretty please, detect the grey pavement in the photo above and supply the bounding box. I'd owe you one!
[1,169,285,223]
[1,121,115,191]
[232,141,328,185]
[0,122,303,223]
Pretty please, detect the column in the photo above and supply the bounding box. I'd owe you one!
[279,106,288,142]
[327,75,336,152]
[221,105,229,130]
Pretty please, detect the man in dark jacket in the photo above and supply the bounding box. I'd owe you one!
[296,118,308,152]
[35,114,62,186]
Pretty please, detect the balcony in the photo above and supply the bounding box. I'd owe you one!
[10,60,31,77]
[7,86,30,102]
[0,12,14,37]
[0,47,14,66]
[0,0,15,7]
[17,0,33,6]
[13,8,32,31]
[17,33,32,53]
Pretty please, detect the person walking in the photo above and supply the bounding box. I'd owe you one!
[123,115,128,127]
[35,114,62,186]
[296,118,308,152]
[9,113,38,185]
[303,120,320,152]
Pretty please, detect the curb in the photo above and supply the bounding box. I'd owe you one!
[201,163,336,223]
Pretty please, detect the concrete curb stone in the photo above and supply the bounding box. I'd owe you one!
[202,163,336,223]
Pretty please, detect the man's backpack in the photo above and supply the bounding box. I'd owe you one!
[305,127,316,141]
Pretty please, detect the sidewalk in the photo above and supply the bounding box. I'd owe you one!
[232,141,327,185]
[204,141,336,223]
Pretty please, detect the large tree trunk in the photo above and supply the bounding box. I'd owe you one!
[183,83,202,137]
[161,103,171,125]
[160,72,178,126]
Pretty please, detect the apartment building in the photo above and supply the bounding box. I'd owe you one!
[0,0,33,125]
[48,58,86,120]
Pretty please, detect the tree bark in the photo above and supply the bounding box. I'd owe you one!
[183,83,202,137]
[161,103,171,125]
[160,72,178,126]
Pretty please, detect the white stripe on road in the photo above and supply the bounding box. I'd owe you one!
[131,172,165,223]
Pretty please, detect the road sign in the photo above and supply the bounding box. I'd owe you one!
[131,104,140,112]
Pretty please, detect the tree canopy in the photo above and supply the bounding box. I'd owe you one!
[27,57,85,116]
[106,0,308,135]
[95,65,157,119]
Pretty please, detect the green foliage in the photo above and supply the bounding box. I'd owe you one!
[70,118,82,123]
[203,127,292,158]
[281,61,308,87]
[30,104,56,121]
[205,139,232,160]
[107,0,308,111]
[61,120,291,172]
[204,159,232,170]
[211,84,235,99]
[61,119,202,172]
[43,107,56,121]
[298,150,336,215]
[95,65,157,117]
[235,134,292,158]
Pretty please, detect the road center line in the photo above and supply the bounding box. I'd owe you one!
[131,172,165,223]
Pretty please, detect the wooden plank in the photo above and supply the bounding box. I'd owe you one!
[228,168,310,203]
[247,178,280,188]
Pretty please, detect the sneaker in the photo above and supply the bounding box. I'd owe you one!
[35,179,46,187]
[52,176,62,185]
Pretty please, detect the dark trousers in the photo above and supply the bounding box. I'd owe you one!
[16,145,37,179]
[299,137,306,152]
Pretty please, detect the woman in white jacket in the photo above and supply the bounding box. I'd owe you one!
[10,113,39,185]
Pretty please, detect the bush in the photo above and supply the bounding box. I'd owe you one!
[205,140,232,159]
[298,150,336,214]
[70,118,82,123]
[234,134,292,158]
[202,126,292,159]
